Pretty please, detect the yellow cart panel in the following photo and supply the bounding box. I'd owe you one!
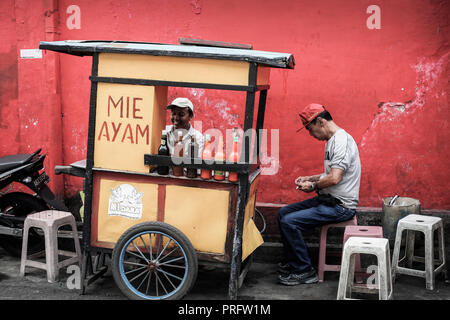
[98,53,270,87]
[242,175,263,260]
[164,185,230,254]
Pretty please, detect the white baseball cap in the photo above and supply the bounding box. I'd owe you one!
[167,97,194,115]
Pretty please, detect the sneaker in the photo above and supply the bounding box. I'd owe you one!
[277,262,291,275]
[278,268,319,286]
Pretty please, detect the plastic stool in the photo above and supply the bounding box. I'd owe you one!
[20,210,82,283]
[343,226,384,243]
[337,237,393,300]
[318,215,357,282]
[392,214,446,290]
[343,226,384,281]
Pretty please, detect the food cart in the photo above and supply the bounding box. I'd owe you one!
[40,39,295,300]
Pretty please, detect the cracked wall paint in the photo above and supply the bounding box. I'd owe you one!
[209,99,240,129]
[361,53,447,147]
[190,0,202,14]
[358,52,449,208]
[169,87,242,132]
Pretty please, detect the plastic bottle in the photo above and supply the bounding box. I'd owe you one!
[186,135,198,178]
[213,135,225,181]
[228,134,239,182]
[200,134,213,180]
[172,131,184,176]
[156,130,169,175]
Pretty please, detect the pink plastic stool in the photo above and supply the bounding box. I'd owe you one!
[343,225,384,282]
[343,225,383,243]
[318,215,357,282]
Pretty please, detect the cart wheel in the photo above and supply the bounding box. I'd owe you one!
[111,222,198,300]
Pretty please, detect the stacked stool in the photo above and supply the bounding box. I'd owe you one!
[343,226,383,282]
[337,237,393,300]
[391,214,446,290]
[20,210,82,283]
[318,215,357,282]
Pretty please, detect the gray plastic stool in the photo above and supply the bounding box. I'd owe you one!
[391,214,446,290]
[20,210,81,283]
[337,237,393,300]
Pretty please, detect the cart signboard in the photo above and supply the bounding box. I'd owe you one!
[94,83,167,173]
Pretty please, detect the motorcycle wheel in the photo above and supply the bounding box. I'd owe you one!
[0,192,49,257]
[111,222,198,300]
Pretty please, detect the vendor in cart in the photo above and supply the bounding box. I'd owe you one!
[166,97,204,156]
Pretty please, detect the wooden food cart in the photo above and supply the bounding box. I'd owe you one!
[40,39,295,300]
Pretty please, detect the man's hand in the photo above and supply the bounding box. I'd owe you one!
[296,181,316,193]
[295,176,309,186]
[295,174,321,186]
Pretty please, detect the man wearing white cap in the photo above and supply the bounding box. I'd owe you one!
[166,97,204,156]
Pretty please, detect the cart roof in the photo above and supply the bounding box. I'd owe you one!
[39,40,295,69]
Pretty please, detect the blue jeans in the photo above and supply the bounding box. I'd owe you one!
[278,196,355,273]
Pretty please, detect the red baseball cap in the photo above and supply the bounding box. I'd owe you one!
[296,103,325,132]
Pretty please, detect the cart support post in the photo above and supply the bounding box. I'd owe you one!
[81,53,99,289]
[228,173,250,300]
[228,63,257,300]
[255,89,267,162]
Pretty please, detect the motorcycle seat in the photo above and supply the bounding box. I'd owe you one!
[0,153,35,173]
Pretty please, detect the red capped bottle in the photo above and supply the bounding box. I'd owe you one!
[172,131,184,177]
[228,134,240,182]
[200,134,213,180]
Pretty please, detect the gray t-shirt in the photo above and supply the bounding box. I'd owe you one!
[319,129,361,209]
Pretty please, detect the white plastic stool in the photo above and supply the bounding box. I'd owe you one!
[343,226,384,283]
[391,214,446,290]
[337,237,393,300]
[20,210,82,283]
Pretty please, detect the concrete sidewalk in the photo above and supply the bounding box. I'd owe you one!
[1,246,450,301]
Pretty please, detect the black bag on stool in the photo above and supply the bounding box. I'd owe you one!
[317,193,343,207]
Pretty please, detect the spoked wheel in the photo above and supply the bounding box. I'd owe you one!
[111,222,198,300]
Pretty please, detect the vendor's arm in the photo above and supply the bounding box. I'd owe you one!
[298,168,343,192]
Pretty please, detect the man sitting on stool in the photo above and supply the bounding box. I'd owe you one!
[277,103,361,286]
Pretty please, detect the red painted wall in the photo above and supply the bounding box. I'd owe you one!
[1,0,449,209]
[0,0,64,195]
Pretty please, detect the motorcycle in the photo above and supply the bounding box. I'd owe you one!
[0,149,80,256]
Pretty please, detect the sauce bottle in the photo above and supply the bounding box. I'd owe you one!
[200,134,213,180]
[156,130,169,175]
[172,131,184,176]
[228,134,240,182]
[186,135,198,178]
[213,135,225,181]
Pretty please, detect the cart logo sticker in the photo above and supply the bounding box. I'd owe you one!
[108,184,144,219]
